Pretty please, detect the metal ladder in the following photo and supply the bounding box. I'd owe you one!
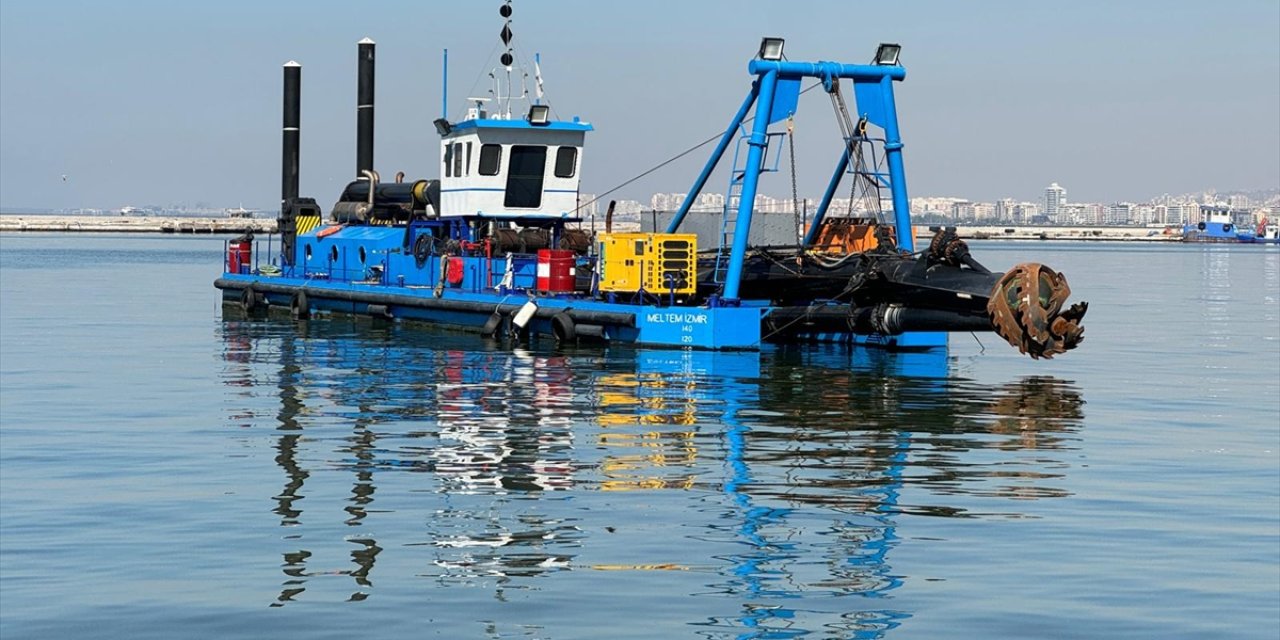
[714,131,785,284]
[714,169,746,283]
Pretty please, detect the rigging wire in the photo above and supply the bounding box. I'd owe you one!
[573,81,823,215]
[453,41,504,122]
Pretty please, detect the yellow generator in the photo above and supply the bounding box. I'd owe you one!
[598,233,697,296]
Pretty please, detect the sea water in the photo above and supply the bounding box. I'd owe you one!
[1,234,1276,639]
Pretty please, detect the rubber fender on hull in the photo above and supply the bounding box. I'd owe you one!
[551,312,576,343]
[291,290,310,320]
[241,286,262,313]
[413,233,432,268]
[512,301,538,329]
[367,304,393,320]
[481,311,504,338]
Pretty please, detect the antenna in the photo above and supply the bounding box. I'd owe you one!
[499,1,514,119]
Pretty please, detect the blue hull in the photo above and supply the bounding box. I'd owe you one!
[216,273,948,352]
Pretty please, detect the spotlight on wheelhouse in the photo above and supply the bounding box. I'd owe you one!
[874,43,901,66]
[527,104,551,125]
[757,37,785,61]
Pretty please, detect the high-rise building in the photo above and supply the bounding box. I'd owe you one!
[1044,182,1067,220]
[995,198,1017,222]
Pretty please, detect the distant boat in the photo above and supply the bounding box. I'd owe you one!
[117,206,147,216]
[1182,205,1257,243]
[1255,218,1279,244]
[226,205,255,219]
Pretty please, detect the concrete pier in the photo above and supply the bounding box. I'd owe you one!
[0,215,278,234]
[2,213,1177,241]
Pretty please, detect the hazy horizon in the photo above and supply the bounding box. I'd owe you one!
[2,0,1277,211]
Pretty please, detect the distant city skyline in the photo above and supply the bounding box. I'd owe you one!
[8,183,1277,229]
[2,1,1277,212]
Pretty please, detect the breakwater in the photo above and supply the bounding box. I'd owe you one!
[0,215,277,234]
[1,214,1177,241]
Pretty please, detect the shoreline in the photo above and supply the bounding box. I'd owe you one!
[0,214,1182,241]
[0,215,276,234]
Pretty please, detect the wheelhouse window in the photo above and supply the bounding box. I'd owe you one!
[478,144,502,176]
[554,147,577,178]
[443,144,453,177]
[504,145,547,208]
[465,142,473,176]
[452,142,463,177]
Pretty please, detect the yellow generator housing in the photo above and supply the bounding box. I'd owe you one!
[598,233,697,296]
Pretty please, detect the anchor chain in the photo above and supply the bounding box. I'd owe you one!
[786,115,802,247]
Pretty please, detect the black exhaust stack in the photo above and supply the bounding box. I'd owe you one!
[282,61,301,204]
[278,60,320,267]
[356,37,375,178]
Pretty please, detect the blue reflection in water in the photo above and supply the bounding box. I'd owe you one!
[217,315,1084,637]
[705,349,927,639]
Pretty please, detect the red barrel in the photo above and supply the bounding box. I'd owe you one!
[536,249,576,293]
[227,239,252,274]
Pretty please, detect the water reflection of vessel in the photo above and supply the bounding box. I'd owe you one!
[214,2,1086,360]
[220,320,1085,633]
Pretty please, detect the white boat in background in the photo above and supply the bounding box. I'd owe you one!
[1254,218,1279,244]
[226,205,255,219]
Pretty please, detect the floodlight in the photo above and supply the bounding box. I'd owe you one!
[874,43,901,66]
[758,37,785,61]
[527,104,551,125]
[433,118,452,135]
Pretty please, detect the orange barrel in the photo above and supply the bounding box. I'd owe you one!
[537,249,576,293]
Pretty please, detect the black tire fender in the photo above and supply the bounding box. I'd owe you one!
[414,233,432,268]
[551,312,576,343]
[291,290,310,320]
[481,311,503,338]
[241,286,260,312]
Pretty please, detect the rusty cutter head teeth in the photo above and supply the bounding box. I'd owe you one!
[987,263,1087,359]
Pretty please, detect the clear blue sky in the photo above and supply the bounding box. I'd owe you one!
[1,0,1277,211]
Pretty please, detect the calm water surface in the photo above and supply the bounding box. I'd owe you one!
[1,234,1277,639]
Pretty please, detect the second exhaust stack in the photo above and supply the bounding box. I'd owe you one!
[356,37,375,178]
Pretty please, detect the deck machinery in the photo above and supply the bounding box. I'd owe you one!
[216,23,1086,359]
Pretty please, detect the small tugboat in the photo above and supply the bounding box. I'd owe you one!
[215,2,1087,359]
[1182,205,1261,243]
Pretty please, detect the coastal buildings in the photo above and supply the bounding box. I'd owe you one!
[26,187,1275,229]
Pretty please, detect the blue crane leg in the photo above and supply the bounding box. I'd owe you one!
[722,69,778,302]
[879,76,914,252]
